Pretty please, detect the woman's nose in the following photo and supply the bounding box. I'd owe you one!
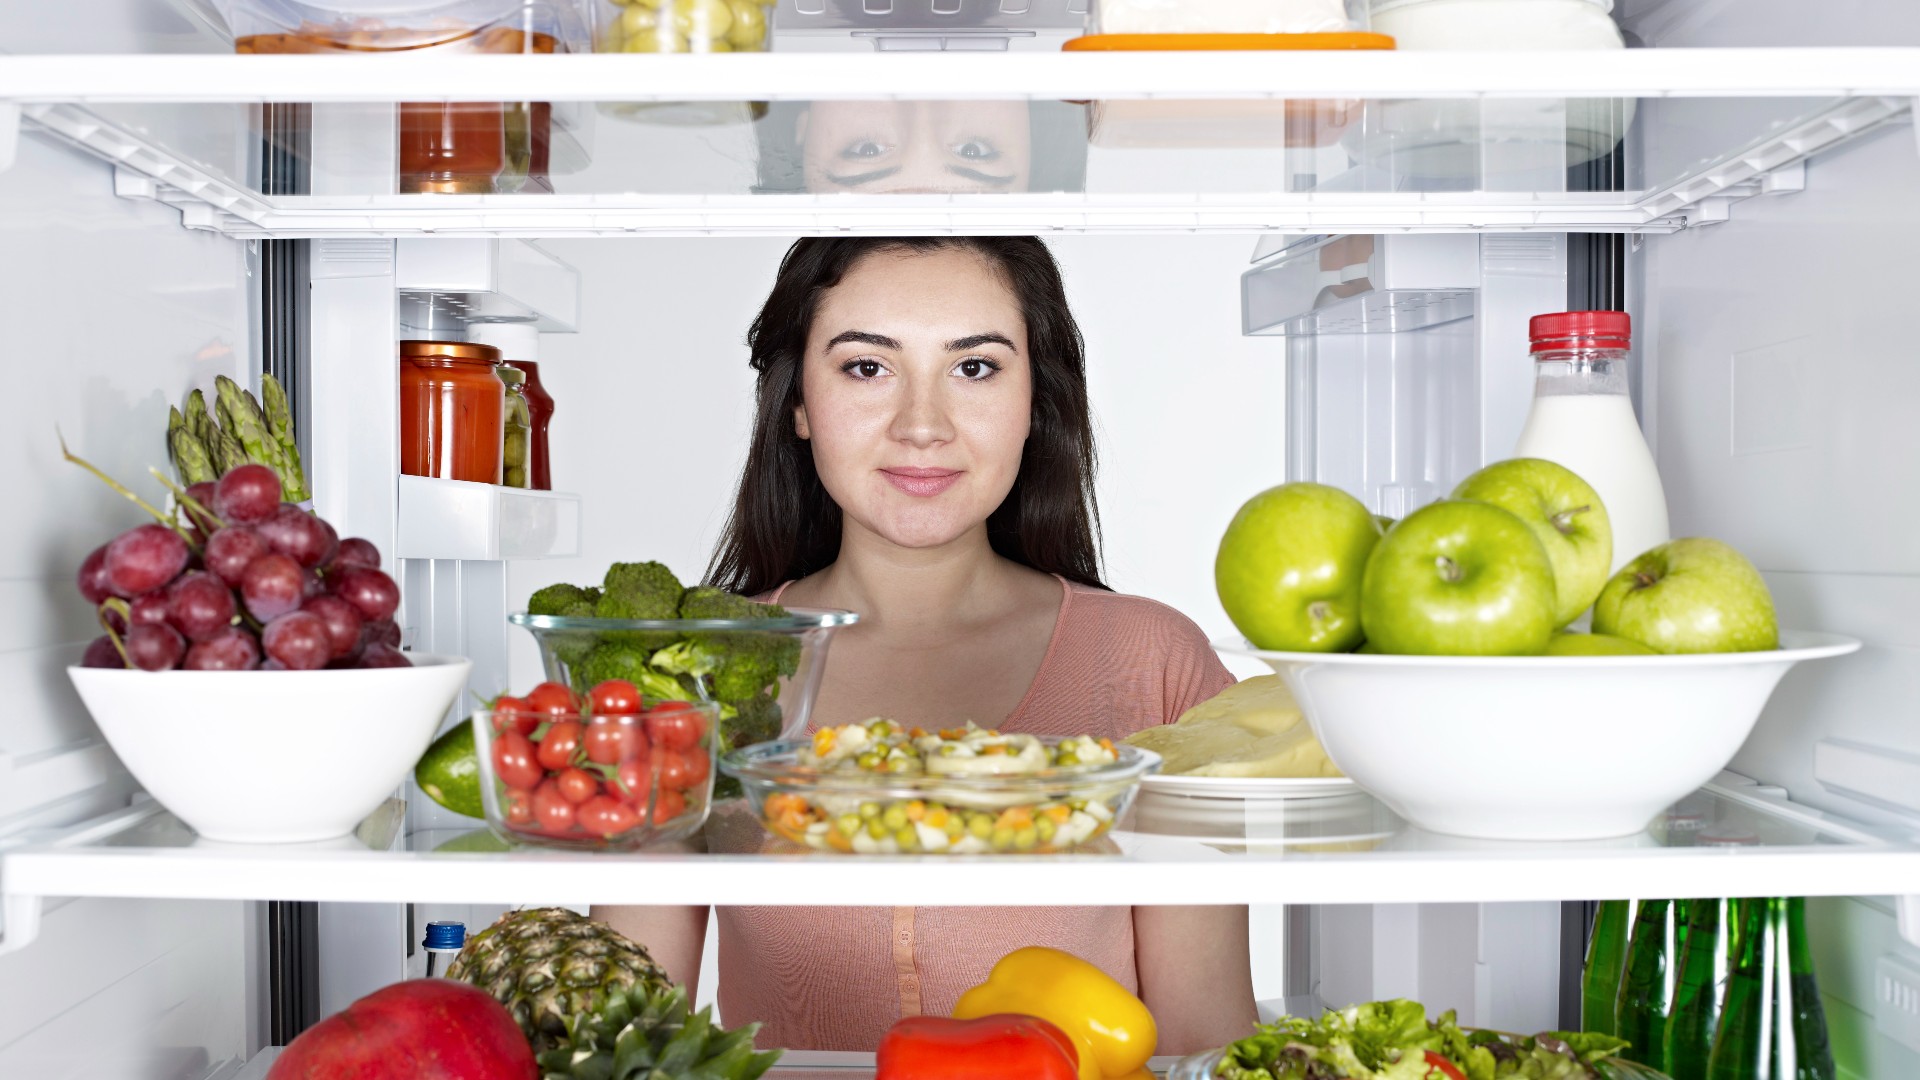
[889,375,955,449]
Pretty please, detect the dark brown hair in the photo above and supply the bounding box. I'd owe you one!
[707,237,1105,596]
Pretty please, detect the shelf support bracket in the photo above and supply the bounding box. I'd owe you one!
[0,102,19,175]
[0,890,43,958]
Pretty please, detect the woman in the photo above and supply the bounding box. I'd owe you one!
[597,237,1256,1055]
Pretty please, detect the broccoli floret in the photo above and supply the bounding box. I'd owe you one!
[527,583,601,618]
[676,586,803,702]
[572,642,690,702]
[648,640,720,680]
[724,690,784,752]
[677,585,781,621]
[597,561,684,621]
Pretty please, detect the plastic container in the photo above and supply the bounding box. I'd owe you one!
[498,364,532,489]
[225,0,589,193]
[473,700,720,850]
[592,0,770,53]
[1087,0,1370,35]
[1512,310,1670,574]
[508,609,858,742]
[722,737,1160,854]
[66,654,471,843]
[400,340,507,484]
[1218,632,1860,841]
[1369,0,1622,49]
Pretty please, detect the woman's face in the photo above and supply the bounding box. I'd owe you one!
[797,247,1033,553]
[799,101,1032,194]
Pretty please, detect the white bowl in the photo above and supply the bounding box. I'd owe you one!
[1216,631,1859,841]
[69,654,471,843]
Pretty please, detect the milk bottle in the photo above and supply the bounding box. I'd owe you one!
[1512,311,1670,573]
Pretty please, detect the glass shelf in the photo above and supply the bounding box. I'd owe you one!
[7,782,1919,937]
[225,1046,1192,1080]
[3,50,1912,236]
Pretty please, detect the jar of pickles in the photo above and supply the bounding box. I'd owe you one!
[400,340,506,484]
[596,0,771,53]
[499,364,533,489]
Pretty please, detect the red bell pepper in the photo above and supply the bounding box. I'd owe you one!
[876,1014,1082,1080]
[1424,1051,1468,1080]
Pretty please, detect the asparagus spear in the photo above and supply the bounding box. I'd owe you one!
[216,375,292,491]
[184,389,213,447]
[170,425,217,485]
[260,373,309,501]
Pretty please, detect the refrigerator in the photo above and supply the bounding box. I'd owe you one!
[1,0,1918,1075]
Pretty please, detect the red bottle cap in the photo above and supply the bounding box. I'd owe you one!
[1529,310,1631,354]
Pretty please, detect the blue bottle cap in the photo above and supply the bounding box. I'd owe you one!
[423,921,466,950]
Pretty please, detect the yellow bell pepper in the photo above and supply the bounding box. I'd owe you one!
[952,946,1157,1080]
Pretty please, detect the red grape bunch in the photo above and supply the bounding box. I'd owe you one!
[77,462,408,672]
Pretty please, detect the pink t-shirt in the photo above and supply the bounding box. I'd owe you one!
[711,576,1234,1051]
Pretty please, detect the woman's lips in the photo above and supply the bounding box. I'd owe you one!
[881,467,962,497]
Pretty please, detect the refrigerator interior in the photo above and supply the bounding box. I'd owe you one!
[2,0,1920,1076]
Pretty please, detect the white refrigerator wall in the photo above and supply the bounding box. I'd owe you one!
[0,132,258,1077]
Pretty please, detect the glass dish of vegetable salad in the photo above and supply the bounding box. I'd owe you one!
[721,719,1161,854]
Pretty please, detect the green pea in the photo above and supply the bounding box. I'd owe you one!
[894,826,920,851]
[991,826,1016,851]
[881,805,910,831]
[866,818,889,840]
[836,814,861,837]
[860,801,882,818]
[968,815,993,840]
[1013,826,1039,851]
[1035,815,1057,842]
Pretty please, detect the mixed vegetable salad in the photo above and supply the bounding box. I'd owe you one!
[747,719,1132,854]
[1215,1000,1671,1080]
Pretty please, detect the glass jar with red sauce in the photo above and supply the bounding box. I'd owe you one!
[401,340,506,484]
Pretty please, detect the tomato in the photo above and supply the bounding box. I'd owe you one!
[556,767,599,805]
[584,715,645,766]
[526,681,580,719]
[504,787,534,826]
[658,748,710,793]
[577,795,641,838]
[1424,1052,1467,1080]
[588,679,643,716]
[536,720,583,771]
[616,760,652,806]
[492,694,537,736]
[651,787,687,824]
[532,780,577,833]
[493,730,543,790]
[645,702,705,753]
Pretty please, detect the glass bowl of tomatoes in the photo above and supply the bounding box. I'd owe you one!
[473,677,719,850]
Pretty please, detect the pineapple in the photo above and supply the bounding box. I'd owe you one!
[538,981,781,1080]
[447,907,671,1055]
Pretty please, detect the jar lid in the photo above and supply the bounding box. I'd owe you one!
[498,364,526,387]
[422,920,466,950]
[1529,310,1630,353]
[401,339,502,363]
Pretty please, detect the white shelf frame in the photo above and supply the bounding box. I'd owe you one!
[2,51,1915,236]
[7,783,1920,960]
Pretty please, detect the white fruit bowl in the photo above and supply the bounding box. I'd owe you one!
[1216,631,1859,841]
[69,654,471,843]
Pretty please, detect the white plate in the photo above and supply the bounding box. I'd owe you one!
[1139,774,1356,800]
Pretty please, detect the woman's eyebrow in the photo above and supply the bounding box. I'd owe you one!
[946,332,1018,353]
[826,330,902,350]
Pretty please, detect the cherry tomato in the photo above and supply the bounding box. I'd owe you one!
[616,759,652,807]
[584,715,645,766]
[658,748,710,792]
[526,681,580,719]
[556,767,599,805]
[577,795,642,838]
[1424,1052,1467,1080]
[651,787,687,824]
[645,702,705,753]
[589,679,643,716]
[532,780,577,833]
[536,720,583,771]
[504,787,534,826]
[493,730,543,791]
[492,694,537,736]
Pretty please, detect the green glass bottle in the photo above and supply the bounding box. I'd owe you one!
[1583,899,1638,1036]
[1706,898,1835,1080]
[1665,898,1734,1080]
[1616,898,1687,1065]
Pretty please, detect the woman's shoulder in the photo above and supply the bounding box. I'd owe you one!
[1058,581,1217,652]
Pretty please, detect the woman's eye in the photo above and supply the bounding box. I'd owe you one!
[955,357,999,380]
[951,138,1000,161]
[841,139,888,160]
[843,359,886,379]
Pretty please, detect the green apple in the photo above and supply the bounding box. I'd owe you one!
[1592,537,1779,653]
[1359,500,1557,656]
[1452,458,1612,628]
[1546,631,1656,657]
[1216,482,1383,652]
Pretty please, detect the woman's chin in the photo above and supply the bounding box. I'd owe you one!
[859,505,988,552]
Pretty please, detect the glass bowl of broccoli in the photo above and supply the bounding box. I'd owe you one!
[510,562,858,787]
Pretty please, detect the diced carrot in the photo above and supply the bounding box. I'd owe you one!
[1042,805,1072,824]
[813,729,837,755]
[826,830,854,853]
[996,807,1034,830]
[905,800,927,822]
